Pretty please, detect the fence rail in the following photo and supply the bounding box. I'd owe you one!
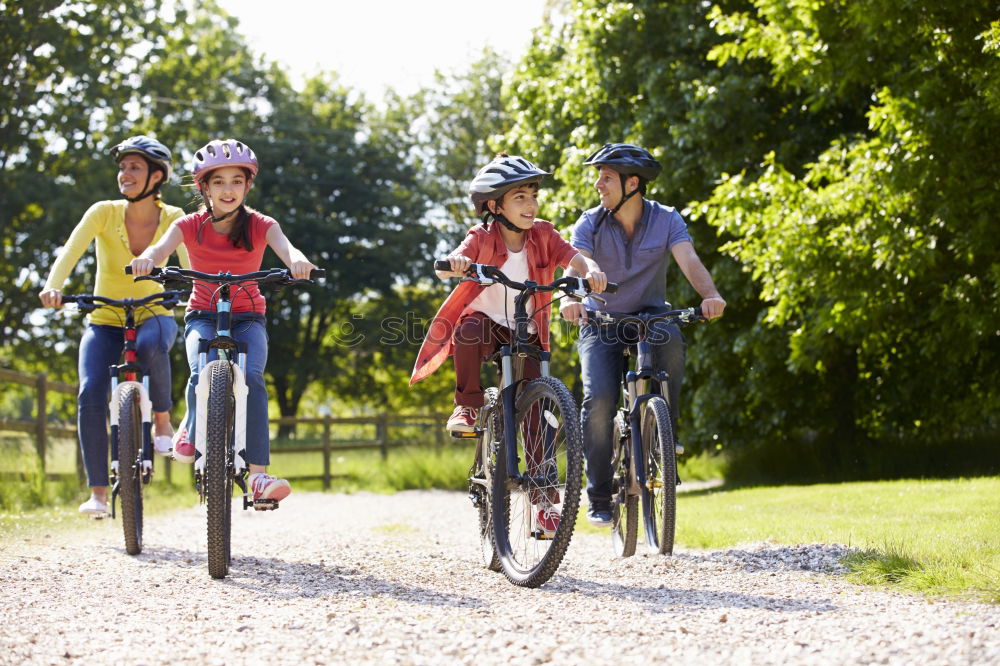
[1,366,449,489]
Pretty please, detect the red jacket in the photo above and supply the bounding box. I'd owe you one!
[410,220,578,385]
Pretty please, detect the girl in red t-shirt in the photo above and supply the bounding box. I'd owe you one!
[131,139,317,504]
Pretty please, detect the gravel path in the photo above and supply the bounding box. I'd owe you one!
[2,490,997,665]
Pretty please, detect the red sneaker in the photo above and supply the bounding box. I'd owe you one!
[536,503,561,536]
[172,428,195,464]
[249,473,291,502]
[445,406,478,433]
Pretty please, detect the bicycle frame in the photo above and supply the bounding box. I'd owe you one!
[107,304,155,488]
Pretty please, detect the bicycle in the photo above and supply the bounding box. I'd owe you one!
[130,265,323,579]
[435,259,616,587]
[586,306,704,557]
[60,290,187,555]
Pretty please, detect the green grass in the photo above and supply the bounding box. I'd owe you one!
[671,477,1000,602]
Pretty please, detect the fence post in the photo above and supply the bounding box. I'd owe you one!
[434,414,444,451]
[379,413,389,460]
[35,373,47,474]
[164,455,172,486]
[322,416,331,490]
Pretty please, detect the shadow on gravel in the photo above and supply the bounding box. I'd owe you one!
[676,545,854,576]
[132,545,485,609]
[546,575,840,613]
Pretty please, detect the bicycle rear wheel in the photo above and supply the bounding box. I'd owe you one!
[117,385,143,556]
[493,376,582,588]
[640,397,676,554]
[610,412,638,558]
[471,388,502,571]
[205,360,235,579]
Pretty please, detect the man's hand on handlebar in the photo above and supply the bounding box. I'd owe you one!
[700,296,726,320]
[561,302,587,325]
[585,271,607,294]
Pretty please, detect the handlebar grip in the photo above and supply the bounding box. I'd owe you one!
[310,268,326,279]
[434,259,452,271]
[125,265,162,277]
[604,282,619,294]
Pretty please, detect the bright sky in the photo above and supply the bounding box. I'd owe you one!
[214,0,548,99]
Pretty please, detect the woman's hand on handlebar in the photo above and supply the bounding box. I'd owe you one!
[129,257,156,277]
[38,287,63,309]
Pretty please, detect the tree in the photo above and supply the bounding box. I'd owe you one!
[697,1,1000,463]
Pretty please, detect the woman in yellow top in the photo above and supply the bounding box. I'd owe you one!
[39,136,189,516]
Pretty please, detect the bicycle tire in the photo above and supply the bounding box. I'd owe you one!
[117,385,143,556]
[641,397,676,554]
[492,376,582,588]
[610,412,638,558]
[205,360,235,579]
[472,387,502,571]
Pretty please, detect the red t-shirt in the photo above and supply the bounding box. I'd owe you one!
[175,210,277,314]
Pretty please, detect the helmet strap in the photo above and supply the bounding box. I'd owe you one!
[491,212,526,234]
[610,173,641,214]
[123,171,158,203]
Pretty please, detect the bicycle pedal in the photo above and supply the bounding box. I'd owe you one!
[532,530,555,541]
[252,499,280,511]
[450,428,482,439]
[675,444,685,455]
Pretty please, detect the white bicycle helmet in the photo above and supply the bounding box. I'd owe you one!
[469,155,550,215]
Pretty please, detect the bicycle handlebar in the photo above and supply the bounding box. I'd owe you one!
[60,290,189,313]
[433,259,619,296]
[587,306,705,326]
[126,265,325,285]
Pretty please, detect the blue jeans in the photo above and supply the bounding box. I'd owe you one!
[77,316,178,487]
[578,316,685,505]
[181,312,270,466]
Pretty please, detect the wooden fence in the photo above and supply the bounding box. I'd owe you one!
[1,367,449,489]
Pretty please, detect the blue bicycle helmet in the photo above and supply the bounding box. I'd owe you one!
[110,135,172,180]
[583,143,661,182]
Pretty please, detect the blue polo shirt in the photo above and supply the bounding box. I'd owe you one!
[570,199,692,313]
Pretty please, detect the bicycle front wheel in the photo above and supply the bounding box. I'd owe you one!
[117,385,144,556]
[640,397,676,554]
[493,376,582,588]
[205,360,235,579]
[472,388,502,571]
[610,412,638,558]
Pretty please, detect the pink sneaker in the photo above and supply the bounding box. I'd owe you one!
[249,473,291,502]
[446,406,478,433]
[536,503,561,536]
[172,428,195,463]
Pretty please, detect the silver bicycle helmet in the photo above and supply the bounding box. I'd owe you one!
[469,155,551,215]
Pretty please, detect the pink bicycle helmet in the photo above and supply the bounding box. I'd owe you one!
[191,139,259,187]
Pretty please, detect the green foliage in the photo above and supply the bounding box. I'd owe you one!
[696,0,1000,455]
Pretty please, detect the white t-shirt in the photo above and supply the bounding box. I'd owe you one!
[468,248,536,333]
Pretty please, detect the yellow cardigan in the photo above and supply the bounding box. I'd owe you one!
[44,199,190,326]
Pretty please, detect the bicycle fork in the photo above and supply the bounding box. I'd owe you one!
[108,376,153,519]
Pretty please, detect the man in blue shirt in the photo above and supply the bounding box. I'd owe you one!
[564,143,726,526]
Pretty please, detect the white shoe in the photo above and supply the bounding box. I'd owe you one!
[154,435,173,456]
[78,496,108,517]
